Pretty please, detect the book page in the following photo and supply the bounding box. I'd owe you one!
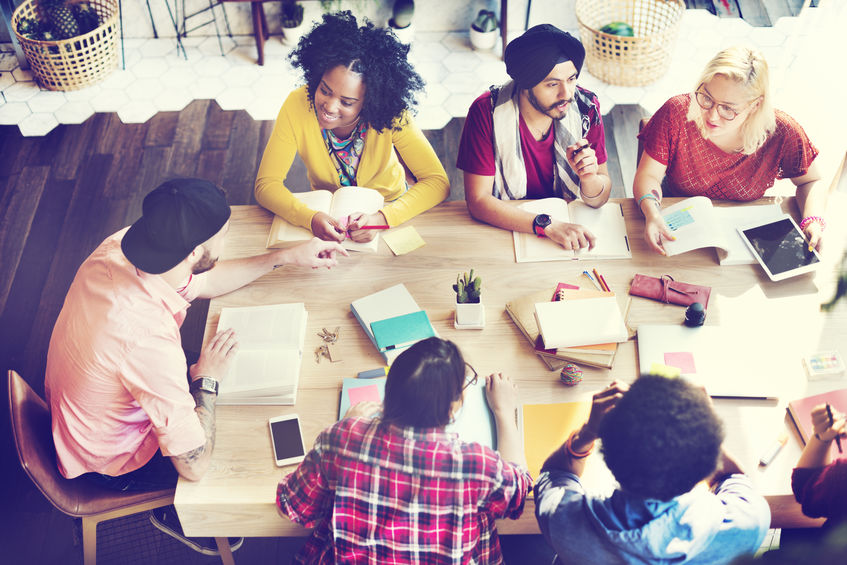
[534,296,628,349]
[714,204,783,265]
[329,186,386,253]
[660,196,726,258]
[219,348,300,395]
[568,201,631,260]
[513,198,573,262]
[217,303,307,349]
[267,191,333,248]
[446,381,496,449]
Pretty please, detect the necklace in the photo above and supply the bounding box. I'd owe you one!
[526,118,552,140]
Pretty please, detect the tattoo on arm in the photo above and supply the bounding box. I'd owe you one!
[173,390,217,466]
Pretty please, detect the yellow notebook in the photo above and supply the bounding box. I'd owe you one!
[521,401,591,478]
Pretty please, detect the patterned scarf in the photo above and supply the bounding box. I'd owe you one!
[489,80,596,201]
[322,121,368,187]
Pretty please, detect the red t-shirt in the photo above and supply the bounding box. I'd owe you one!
[638,94,818,201]
[456,90,607,199]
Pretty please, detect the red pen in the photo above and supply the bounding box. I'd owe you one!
[357,225,390,230]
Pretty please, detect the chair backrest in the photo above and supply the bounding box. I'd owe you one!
[636,116,651,168]
[8,369,87,516]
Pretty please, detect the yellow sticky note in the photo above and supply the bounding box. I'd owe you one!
[383,226,425,256]
[649,362,682,378]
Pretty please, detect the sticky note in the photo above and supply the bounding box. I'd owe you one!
[348,384,380,406]
[664,351,697,374]
[383,226,426,255]
[649,362,682,378]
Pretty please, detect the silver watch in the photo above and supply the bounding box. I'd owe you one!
[189,376,219,395]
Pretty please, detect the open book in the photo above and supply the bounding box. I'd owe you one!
[338,377,497,449]
[660,196,783,265]
[215,303,307,405]
[513,198,631,262]
[266,186,385,252]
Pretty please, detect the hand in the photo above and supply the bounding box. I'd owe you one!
[545,221,596,251]
[344,400,381,420]
[347,211,387,243]
[566,139,598,178]
[484,372,520,421]
[190,328,238,382]
[276,237,349,270]
[579,381,629,443]
[310,211,346,242]
[811,404,847,443]
[643,214,675,255]
[804,222,824,253]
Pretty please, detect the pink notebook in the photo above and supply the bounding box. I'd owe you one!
[787,388,847,460]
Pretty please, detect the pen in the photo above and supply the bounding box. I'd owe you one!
[759,432,788,466]
[572,142,589,156]
[826,403,843,453]
[582,270,602,291]
[593,268,610,292]
[358,225,390,230]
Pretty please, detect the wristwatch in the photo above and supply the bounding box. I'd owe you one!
[533,214,552,237]
[189,376,219,396]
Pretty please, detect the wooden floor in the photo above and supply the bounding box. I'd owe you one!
[0,99,644,563]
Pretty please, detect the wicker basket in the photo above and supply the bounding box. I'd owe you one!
[575,0,685,87]
[12,0,119,91]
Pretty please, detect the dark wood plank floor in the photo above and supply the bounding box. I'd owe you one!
[2,100,617,564]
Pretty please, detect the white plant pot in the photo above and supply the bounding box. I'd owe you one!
[389,20,415,45]
[282,23,307,47]
[456,301,485,328]
[469,27,498,50]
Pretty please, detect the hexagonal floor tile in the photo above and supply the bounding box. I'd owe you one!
[0,71,15,90]
[153,90,193,112]
[193,56,233,78]
[18,112,59,136]
[117,101,158,124]
[64,84,102,101]
[141,38,180,58]
[126,78,165,101]
[443,92,477,118]
[188,76,226,100]
[54,101,95,124]
[90,90,131,112]
[419,83,449,107]
[0,52,18,72]
[415,105,452,131]
[216,86,255,111]
[12,67,34,82]
[244,97,284,121]
[409,41,449,64]
[4,81,40,102]
[443,51,483,73]
[0,101,32,125]
[130,57,170,79]
[223,65,261,88]
[27,91,68,113]
[100,69,137,91]
[442,72,484,95]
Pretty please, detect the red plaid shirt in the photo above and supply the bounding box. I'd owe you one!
[277,417,531,564]
[639,94,818,201]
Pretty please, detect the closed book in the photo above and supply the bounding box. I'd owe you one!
[350,284,432,363]
[371,310,435,352]
[535,296,628,350]
[787,389,847,461]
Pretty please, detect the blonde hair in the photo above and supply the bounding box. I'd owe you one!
[687,46,775,154]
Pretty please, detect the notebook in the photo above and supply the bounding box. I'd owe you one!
[371,310,436,352]
[338,376,497,449]
[534,295,628,350]
[520,401,591,479]
[636,324,779,399]
[787,388,847,461]
[350,284,434,363]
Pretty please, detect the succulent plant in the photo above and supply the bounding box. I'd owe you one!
[471,9,497,33]
[392,0,414,29]
[281,0,304,28]
[453,269,482,304]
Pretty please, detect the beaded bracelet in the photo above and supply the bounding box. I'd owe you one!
[637,193,659,207]
[800,216,826,232]
[566,430,595,458]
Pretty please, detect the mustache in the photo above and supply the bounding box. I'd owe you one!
[548,98,575,111]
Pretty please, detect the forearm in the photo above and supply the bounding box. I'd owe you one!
[171,389,217,480]
[467,193,538,233]
[796,435,833,469]
[633,172,664,220]
[540,426,594,477]
[795,180,827,220]
[494,412,526,468]
[709,448,745,487]
[198,252,286,298]
[579,172,612,208]
[381,175,449,226]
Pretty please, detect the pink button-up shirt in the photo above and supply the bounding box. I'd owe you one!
[45,229,207,478]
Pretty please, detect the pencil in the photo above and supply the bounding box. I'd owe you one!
[593,268,610,292]
[827,403,843,453]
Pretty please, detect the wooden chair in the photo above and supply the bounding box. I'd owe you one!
[8,370,175,565]
[636,116,651,168]
[221,0,271,65]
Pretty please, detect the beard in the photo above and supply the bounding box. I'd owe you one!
[527,88,574,120]
[192,247,218,275]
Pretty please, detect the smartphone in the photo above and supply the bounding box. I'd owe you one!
[268,414,306,467]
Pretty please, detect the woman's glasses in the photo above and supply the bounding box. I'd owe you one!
[462,363,478,390]
[694,85,757,121]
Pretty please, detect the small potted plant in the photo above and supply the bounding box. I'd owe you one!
[469,9,498,50]
[281,0,306,46]
[453,269,484,328]
[388,0,415,44]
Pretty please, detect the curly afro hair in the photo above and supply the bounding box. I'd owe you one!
[288,11,425,133]
[599,375,724,501]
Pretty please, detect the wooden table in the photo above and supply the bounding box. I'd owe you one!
[175,197,847,544]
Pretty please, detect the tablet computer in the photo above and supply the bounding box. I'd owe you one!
[737,215,821,281]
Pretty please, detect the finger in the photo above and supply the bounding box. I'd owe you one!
[583,229,597,250]
[576,232,589,249]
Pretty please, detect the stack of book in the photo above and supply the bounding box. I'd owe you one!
[505,283,629,370]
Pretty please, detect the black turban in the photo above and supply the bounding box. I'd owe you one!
[504,24,585,89]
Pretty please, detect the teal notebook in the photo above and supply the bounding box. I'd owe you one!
[371,310,436,352]
[337,376,496,449]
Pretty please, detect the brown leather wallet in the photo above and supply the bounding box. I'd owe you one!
[629,274,711,309]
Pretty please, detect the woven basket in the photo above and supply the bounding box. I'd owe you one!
[575,0,685,86]
[12,0,119,91]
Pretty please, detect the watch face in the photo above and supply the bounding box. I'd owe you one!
[537,214,552,228]
[192,377,218,394]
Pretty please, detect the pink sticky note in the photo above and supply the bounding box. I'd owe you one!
[664,352,697,374]
[348,384,380,406]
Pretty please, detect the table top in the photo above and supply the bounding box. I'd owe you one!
[175,197,847,537]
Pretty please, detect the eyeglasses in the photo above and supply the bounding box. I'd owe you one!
[694,85,757,121]
[462,363,478,390]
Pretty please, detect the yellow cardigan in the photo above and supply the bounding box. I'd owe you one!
[255,86,449,229]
